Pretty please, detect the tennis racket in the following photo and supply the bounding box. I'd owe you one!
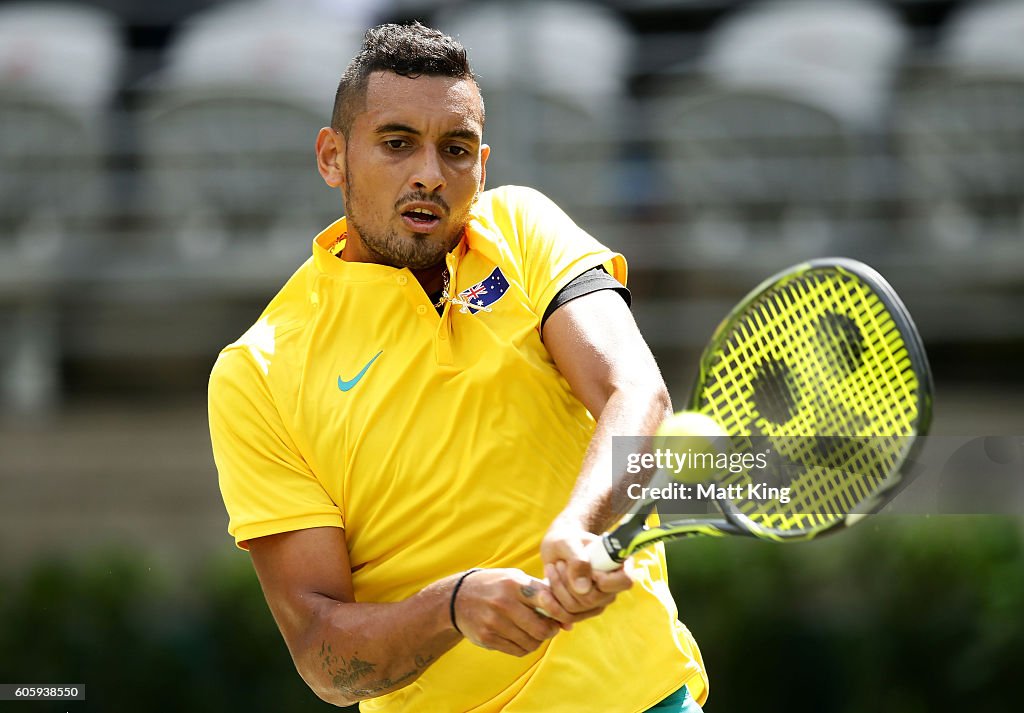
[587,257,934,571]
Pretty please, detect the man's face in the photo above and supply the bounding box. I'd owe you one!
[335,71,488,270]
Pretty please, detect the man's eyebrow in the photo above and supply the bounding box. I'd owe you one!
[374,123,419,136]
[446,128,482,142]
[374,123,481,142]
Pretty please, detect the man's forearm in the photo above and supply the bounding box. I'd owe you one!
[295,575,462,706]
[559,382,672,533]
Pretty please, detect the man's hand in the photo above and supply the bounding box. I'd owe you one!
[540,520,633,620]
[452,568,576,656]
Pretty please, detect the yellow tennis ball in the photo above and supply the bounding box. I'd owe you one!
[654,412,729,484]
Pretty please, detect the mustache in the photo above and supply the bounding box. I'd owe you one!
[395,191,450,215]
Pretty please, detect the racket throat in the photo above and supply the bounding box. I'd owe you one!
[601,502,657,564]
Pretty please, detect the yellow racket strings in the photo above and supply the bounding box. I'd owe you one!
[698,269,922,534]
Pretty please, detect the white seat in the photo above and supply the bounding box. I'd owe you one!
[649,88,855,259]
[703,0,907,129]
[141,1,363,261]
[0,2,122,242]
[0,3,123,415]
[437,0,631,105]
[161,0,363,108]
[267,0,396,30]
[435,0,634,213]
[943,0,1024,77]
[895,0,1024,251]
[897,77,1024,250]
[650,0,908,261]
[0,2,122,114]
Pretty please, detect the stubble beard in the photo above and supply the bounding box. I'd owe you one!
[343,167,475,271]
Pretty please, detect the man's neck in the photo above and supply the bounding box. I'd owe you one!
[338,232,449,296]
[411,263,448,297]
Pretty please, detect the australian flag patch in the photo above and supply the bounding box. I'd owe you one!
[456,266,510,314]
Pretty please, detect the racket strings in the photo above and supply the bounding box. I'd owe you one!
[697,269,922,534]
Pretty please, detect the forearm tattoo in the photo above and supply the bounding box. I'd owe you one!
[320,642,435,698]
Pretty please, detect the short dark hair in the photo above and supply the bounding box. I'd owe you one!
[331,21,481,137]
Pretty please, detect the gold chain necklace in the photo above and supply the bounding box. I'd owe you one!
[431,268,493,313]
[432,269,450,309]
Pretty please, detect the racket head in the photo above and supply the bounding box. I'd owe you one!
[687,257,933,540]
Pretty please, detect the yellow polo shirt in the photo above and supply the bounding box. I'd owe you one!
[208,186,708,711]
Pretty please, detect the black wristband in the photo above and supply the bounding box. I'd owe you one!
[449,568,481,635]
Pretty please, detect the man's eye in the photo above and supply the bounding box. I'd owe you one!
[447,145,469,156]
[385,139,408,150]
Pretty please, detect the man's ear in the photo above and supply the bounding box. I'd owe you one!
[316,127,346,188]
[479,143,490,191]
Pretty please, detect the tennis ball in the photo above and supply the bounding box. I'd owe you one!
[653,412,729,484]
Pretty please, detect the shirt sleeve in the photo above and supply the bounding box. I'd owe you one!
[500,186,627,317]
[208,346,344,549]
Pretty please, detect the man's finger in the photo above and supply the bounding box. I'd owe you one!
[512,581,562,639]
[521,577,577,629]
[549,560,590,613]
[592,567,633,594]
[553,561,625,616]
[562,549,594,595]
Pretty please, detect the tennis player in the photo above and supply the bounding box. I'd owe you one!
[209,21,708,712]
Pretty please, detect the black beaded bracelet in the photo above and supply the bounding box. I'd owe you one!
[449,568,481,634]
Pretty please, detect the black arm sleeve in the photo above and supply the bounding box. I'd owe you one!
[541,266,631,329]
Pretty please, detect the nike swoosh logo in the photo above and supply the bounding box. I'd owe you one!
[337,350,383,392]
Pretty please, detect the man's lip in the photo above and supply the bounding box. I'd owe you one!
[400,212,442,234]
[399,201,446,218]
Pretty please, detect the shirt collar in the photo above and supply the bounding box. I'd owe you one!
[311,216,469,279]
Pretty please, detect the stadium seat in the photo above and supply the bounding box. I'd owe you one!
[272,0,398,29]
[944,0,1024,77]
[0,2,124,414]
[647,87,857,261]
[702,0,907,129]
[434,0,635,218]
[896,0,1024,251]
[139,0,361,265]
[0,1,121,249]
[642,1,906,263]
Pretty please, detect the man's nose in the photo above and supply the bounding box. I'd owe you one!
[410,147,445,193]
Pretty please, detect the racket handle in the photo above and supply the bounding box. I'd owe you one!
[586,535,623,572]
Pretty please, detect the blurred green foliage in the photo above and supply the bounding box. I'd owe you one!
[0,517,1020,712]
[667,516,1024,713]
[0,550,356,713]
